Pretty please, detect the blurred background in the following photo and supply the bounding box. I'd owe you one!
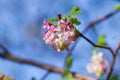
[0,0,120,80]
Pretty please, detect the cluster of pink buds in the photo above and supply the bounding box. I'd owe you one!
[42,15,78,52]
[86,51,108,77]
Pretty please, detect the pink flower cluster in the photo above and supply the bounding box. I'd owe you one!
[86,51,107,77]
[42,19,77,52]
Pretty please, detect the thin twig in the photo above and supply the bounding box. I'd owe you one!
[0,45,10,55]
[82,9,120,33]
[77,31,114,56]
[106,43,120,80]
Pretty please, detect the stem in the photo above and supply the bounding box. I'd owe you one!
[78,32,114,56]
[106,43,120,80]
[83,10,120,33]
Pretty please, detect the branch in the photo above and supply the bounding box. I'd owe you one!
[0,45,10,55]
[106,43,120,80]
[0,45,96,80]
[82,9,120,33]
[76,31,114,56]
[0,73,13,80]
[0,75,5,80]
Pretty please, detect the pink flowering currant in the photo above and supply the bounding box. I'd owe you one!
[86,51,108,78]
[42,14,79,52]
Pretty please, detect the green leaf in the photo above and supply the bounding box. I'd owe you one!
[66,55,73,69]
[69,6,81,26]
[69,17,81,25]
[48,18,58,22]
[63,68,70,76]
[97,34,107,46]
[62,15,67,21]
[62,73,75,80]
[69,6,82,17]
[115,4,120,10]
[93,49,98,55]
[111,75,119,80]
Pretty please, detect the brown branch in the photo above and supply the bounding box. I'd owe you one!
[76,31,114,56]
[77,32,120,80]
[0,75,5,80]
[0,73,13,80]
[0,45,96,80]
[106,43,120,80]
[82,9,120,33]
[0,45,10,55]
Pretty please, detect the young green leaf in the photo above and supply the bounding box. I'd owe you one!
[62,15,67,21]
[48,18,58,22]
[63,68,70,76]
[115,4,120,10]
[93,49,98,55]
[66,55,73,69]
[69,17,81,25]
[111,75,119,80]
[62,73,75,80]
[69,6,81,25]
[69,6,82,17]
[97,35,107,46]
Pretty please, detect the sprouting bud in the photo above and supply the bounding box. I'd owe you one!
[58,14,61,20]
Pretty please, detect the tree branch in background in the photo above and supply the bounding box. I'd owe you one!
[106,43,120,80]
[0,45,96,80]
[0,73,13,80]
[0,45,10,55]
[0,75,5,80]
[82,9,120,33]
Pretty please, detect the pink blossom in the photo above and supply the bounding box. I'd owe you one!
[42,19,49,29]
[42,19,78,52]
[87,52,108,78]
